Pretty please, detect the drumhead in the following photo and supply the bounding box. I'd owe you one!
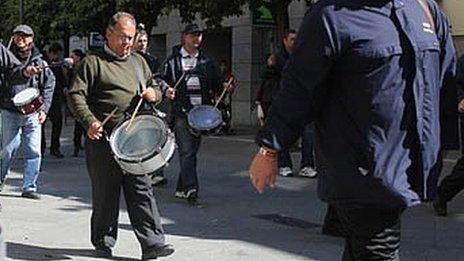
[13,88,39,106]
[110,115,168,162]
[187,105,223,131]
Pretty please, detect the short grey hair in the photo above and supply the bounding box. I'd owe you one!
[108,12,136,29]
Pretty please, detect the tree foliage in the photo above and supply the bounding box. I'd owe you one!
[0,0,315,48]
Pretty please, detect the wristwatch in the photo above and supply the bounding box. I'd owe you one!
[258,147,277,157]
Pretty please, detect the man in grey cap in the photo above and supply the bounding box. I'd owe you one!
[0,24,55,199]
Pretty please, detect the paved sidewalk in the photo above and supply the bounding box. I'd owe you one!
[0,123,463,260]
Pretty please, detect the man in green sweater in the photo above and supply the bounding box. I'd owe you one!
[67,12,174,260]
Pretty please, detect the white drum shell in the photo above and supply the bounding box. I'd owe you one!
[109,115,176,175]
[12,88,39,106]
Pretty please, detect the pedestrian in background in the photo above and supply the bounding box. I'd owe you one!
[43,43,65,158]
[434,54,464,216]
[66,49,86,157]
[272,29,317,178]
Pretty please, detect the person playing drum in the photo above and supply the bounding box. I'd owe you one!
[156,24,231,204]
[0,24,56,200]
[67,12,174,260]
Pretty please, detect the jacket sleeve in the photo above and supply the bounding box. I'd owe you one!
[40,64,56,113]
[154,58,173,94]
[457,56,464,101]
[256,6,339,150]
[434,3,457,95]
[0,44,25,82]
[67,56,98,129]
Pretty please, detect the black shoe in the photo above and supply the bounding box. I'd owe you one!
[321,224,344,238]
[50,150,64,158]
[94,246,112,258]
[21,191,41,200]
[0,180,5,192]
[433,197,448,216]
[142,244,174,260]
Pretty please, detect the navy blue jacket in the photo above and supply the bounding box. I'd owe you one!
[257,0,456,208]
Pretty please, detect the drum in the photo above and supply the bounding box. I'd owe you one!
[187,105,223,132]
[109,114,175,175]
[12,88,43,115]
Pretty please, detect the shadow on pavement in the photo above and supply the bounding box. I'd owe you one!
[6,242,139,260]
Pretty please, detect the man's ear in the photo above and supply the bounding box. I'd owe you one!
[105,28,112,40]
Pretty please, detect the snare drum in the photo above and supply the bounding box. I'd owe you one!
[109,114,175,175]
[187,105,223,133]
[12,88,43,115]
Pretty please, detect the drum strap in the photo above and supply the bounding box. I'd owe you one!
[130,55,146,94]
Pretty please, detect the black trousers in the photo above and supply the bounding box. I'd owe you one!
[174,117,201,192]
[73,120,85,149]
[324,206,403,261]
[85,138,165,251]
[42,102,63,153]
[437,156,464,202]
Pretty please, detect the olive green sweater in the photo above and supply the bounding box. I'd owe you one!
[68,48,162,131]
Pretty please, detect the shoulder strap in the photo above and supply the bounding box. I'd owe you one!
[417,0,436,32]
[130,54,146,93]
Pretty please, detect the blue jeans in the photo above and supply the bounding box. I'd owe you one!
[1,110,42,192]
[174,117,201,192]
[278,124,315,169]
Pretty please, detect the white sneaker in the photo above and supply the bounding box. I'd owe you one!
[279,167,293,177]
[299,167,317,178]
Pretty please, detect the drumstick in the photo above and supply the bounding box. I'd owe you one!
[6,36,13,50]
[214,78,234,108]
[101,107,118,127]
[126,97,144,131]
[172,72,186,90]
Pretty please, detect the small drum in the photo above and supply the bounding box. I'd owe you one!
[109,114,175,175]
[187,105,223,132]
[12,88,43,115]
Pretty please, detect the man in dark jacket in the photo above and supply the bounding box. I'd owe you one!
[135,24,161,74]
[273,29,317,178]
[157,24,225,204]
[434,54,464,216]
[0,24,55,199]
[42,43,65,158]
[249,1,456,260]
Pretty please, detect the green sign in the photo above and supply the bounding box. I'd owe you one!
[253,3,276,25]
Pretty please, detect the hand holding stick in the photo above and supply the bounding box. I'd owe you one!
[126,97,144,131]
[214,78,234,108]
[101,107,118,127]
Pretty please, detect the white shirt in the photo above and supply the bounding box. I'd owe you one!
[180,47,202,106]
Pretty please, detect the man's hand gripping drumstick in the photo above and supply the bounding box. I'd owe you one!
[87,107,118,140]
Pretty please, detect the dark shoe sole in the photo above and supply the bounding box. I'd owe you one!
[142,245,174,260]
[94,247,112,258]
[21,192,41,200]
